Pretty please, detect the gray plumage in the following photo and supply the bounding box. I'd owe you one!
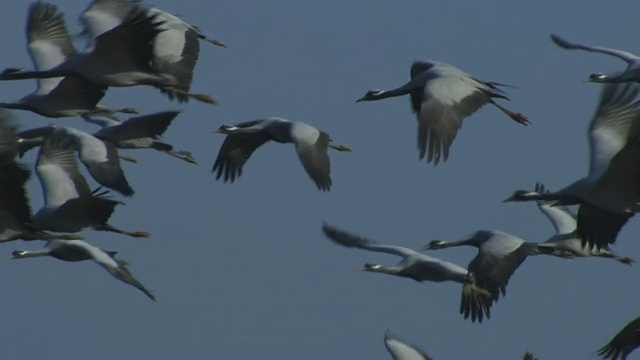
[322,223,491,320]
[426,229,540,323]
[212,117,351,191]
[0,2,122,118]
[0,161,81,243]
[384,332,433,360]
[551,34,640,84]
[356,61,529,164]
[18,126,135,197]
[504,82,640,250]
[0,4,215,104]
[0,113,81,243]
[532,183,634,264]
[77,0,221,104]
[9,239,155,301]
[598,316,640,360]
[83,110,196,164]
[32,130,148,238]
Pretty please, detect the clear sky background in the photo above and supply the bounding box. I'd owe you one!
[0,0,638,359]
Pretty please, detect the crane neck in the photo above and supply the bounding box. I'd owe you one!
[0,101,28,110]
[0,69,69,81]
[363,265,402,276]
[11,248,51,259]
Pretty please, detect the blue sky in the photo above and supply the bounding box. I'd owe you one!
[0,0,639,359]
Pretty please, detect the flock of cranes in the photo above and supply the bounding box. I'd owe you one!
[2,1,640,359]
[0,2,227,303]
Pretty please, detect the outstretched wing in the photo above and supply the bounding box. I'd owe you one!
[26,2,77,93]
[212,132,270,183]
[534,183,577,234]
[597,316,640,360]
[321,223,418,258]
[588,83,640,181]
[107,111,180,142]
[551,34,640,66]
[417,64,491,165]
[384,332,433,360]
[36,131,91,207]
[291,124,332,191]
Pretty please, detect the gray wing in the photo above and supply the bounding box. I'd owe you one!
[321,223,418,258]
[459,245,530,324]
[111,262,156,301]
[534,183,577,234]
[92,6,163,74]
[156,28,200,102]
[80,239,156,300]
[469,243,532,300]
[417,74,490,164]
[26,2,76,93]
[84,141,134,197]
[36,131,92,206]
[551,34,639,66]
[102,111,180,142]
[211,132,271,183]
[577,203,632,250]
[588,83,640,180]
[597,316,640,360]
[294,131,332,191]
[384,332,433,360]
[80,0,140,37]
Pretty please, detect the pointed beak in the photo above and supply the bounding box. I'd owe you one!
[357,267,365,272]
[582,78,593,83]
[355,97,365,103]
[211,129,221,134]
[502,195,515,203]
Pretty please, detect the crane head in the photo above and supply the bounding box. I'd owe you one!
[358,263,380,271]
[424,240,446,250]
[356,90,384,102]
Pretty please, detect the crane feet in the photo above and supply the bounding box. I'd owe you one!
[510,112,531,126]
[163,150,197,165]
[329,143,352,152]
[162,86,218,105]
[492,101,531,126]
[119,155,138,163]
[618,257,635,265]
[205,38,227,48]
[191,93,218,105]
